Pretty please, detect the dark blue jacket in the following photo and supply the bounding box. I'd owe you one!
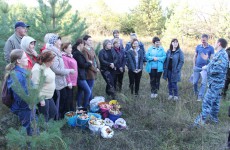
[163,49,184,82]
[126,48,144,72]
[125,41,146,62]
[112,47,126,73]
[98,49,118,71]
[7,65,30,112]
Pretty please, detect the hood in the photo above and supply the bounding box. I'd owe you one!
[21,36,36,55]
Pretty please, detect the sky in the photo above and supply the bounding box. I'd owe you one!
[6,0,171,13]
[5,0,230,13]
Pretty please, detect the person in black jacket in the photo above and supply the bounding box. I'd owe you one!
[98,39,118,99]
[72,39,92,109]
[126,39,144,95]
[112,38,126,92]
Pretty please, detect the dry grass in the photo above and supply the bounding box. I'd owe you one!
[1,42,230,150]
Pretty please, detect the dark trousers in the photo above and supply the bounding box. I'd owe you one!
[101,70,115,98]
[15,109,32,135]
[223,69,230,97]
[66,88,74,111]
[128,70,142,95]
[114,72,124,92]
[149,69,162,94]
[38,98,57,122]
[53,87,69,119]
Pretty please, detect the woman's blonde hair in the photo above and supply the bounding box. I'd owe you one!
[5,49,24,79]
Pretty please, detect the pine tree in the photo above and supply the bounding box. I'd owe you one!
[132,0,166,36]
[5,70,67,150]
[26,0,87,47]
[0,1,16,78]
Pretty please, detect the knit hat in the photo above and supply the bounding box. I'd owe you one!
[48,34,60,45]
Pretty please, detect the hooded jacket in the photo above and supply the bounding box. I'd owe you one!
[43,45,71,90]
[21,36,37,69]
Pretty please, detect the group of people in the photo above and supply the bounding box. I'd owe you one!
[3,21,230,139]
[99,31,185,100]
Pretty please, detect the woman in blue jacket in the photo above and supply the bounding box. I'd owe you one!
[145,37,166,98]
[5,49,32,135]
[126,39,144,96]
[163,39,184,100]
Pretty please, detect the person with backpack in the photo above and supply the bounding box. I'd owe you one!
[4,49,32,135]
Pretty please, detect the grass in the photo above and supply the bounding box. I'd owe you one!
[1,45,230,150]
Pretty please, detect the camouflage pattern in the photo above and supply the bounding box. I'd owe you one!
[194,49,228,125]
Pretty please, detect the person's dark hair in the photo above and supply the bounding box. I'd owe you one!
[131,38,139,49]
[201,34,209,39]
[218,38,228,48]
[169,38,180,51]
[83,35,91,41]
[113,30,119,35]
[152,36,160,44]
[37,51,55,65]
[61,42,71,51]
[72,39,84,51]
[83,35,91,46]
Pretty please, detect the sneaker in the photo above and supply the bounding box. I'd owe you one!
[173,96,179,100]
[168,95,173,100]
[151,93,155,98]
[154,94,158,98]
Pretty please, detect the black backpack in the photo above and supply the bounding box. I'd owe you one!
[1,76,14,108]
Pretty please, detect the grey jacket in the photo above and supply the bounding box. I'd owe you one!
[4,33,22,63]
[43,45,71,90]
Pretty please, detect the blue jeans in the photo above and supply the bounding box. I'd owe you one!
[193,66,207,99]
[14,108,37,135]
[76,80,91,108]
[87,79,95,100]
[167,70,178,96]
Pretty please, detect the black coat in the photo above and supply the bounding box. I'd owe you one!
[98,49,118,71]
[112,47,126,73]
[72,49,92,80]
